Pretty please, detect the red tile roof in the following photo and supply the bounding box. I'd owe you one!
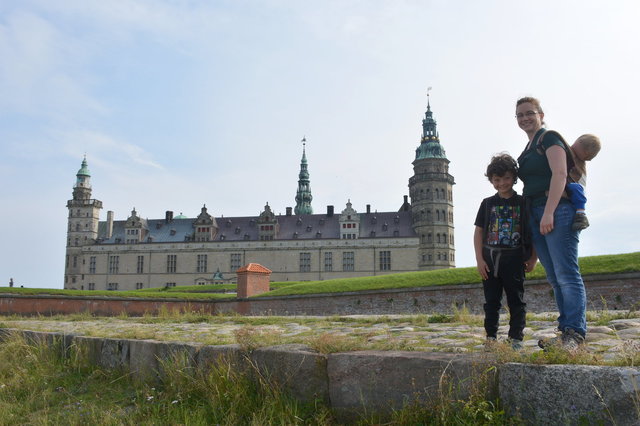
[236,263,272,274]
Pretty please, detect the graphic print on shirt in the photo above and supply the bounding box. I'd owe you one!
[486,205,522,247]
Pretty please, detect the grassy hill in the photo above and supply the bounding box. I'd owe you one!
[1,252,638,300]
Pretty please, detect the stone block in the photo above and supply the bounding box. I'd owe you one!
[499,363,640,425]
[196,344,246,374]
[250,344,329,403]
[154,342,199,379]
[327,351,496,418]
[99,338,130,370]
[73,336,103,365]
[129,339,161,381]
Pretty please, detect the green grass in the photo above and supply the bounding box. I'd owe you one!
[257,252,640,298]
[1,252,637,300]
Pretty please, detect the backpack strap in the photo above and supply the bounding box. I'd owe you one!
[535,130,576,181]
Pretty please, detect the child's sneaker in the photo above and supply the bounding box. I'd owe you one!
[572,213,589,231]
[484,337,498,352]
[508,338,524,351]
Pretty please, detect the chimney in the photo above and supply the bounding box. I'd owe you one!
[286,207,292,216]
[366,204,371,214]
[165,210,173,223]
[327,205,334,217]
[106,211,114,239]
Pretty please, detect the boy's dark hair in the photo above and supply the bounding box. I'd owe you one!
[485,153,518,183]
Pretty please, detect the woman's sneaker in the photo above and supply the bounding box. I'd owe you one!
[538,329,585,351]
[561,328,585,351]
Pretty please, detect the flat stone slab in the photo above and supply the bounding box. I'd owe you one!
[499,363,640,425]
[327,350,496,417]
[251,344,329,403]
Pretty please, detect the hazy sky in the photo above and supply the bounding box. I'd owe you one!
[2,0,639,288]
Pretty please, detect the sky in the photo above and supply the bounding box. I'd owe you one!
[1,0,639,289]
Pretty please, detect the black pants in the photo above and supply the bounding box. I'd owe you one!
[482,250,526,341]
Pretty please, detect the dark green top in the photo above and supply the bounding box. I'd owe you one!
[517,128,567,206]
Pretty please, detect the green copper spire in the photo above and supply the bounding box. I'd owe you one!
[415,92,447,160]
[77,155,91,177]
[74,155,92,190]
[294,137,313,215]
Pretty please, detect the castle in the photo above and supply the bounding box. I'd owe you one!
[64,98,455,290]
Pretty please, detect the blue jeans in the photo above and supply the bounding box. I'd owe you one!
[529,201,587,336]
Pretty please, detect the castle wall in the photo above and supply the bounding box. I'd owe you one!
[4,274,638,317]
[73,237,420,291]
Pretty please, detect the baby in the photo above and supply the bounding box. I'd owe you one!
[567,134,601,231]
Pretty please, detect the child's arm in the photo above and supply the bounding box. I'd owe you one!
[474,226,489,280]
[524,245,538,273]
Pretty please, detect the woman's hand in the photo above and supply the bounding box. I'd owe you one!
[540,211,555,235]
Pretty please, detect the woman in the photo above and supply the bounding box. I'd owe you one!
[516,96,586,350]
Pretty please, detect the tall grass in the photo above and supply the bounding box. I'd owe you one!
[0,332,519,425]
[0,332,333,425]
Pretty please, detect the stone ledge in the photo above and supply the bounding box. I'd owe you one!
[2,327,638,423]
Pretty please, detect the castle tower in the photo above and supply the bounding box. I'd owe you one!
[294,137,313,215]
[65,156,102,288]
[409,94,455,269]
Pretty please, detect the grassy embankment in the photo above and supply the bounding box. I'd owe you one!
[1,252,638,300]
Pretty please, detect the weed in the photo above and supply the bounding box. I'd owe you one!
[233,325,283,352]
[428,313,454,323]
[452,303,482,326]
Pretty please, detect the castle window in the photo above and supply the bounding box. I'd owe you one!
[379,251,391,271]
[166,255,177,273]
[88,283,95,290]
[324,252,333,272]
[108,255,119,274]
[230,253,242,271]
[428,233,432,243]
[165,282,176,288]
[107,282,118,291]
[197,254,207,273]
[137,256,144,274]
[393,230,399,237]
[136,282,144,290]
[342,252,355,271]
[299,252,311,272]
[89,256,96,274]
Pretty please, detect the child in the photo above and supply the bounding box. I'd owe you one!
[474,153,537,350]
[567,134,601,231]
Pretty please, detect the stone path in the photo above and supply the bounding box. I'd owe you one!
[2,312,639,362]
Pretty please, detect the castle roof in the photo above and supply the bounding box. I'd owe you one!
[97,209,416,244]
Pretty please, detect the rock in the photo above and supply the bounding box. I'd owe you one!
[500,363,640,426]
[250,344,329,403]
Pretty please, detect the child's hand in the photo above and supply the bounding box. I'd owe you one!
[476,260,489,280]
[524,259,536,273]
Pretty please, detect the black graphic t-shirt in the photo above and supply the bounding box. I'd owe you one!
[474,193,527,248]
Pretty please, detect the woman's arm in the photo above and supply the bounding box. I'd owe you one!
[540,144,567,235]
